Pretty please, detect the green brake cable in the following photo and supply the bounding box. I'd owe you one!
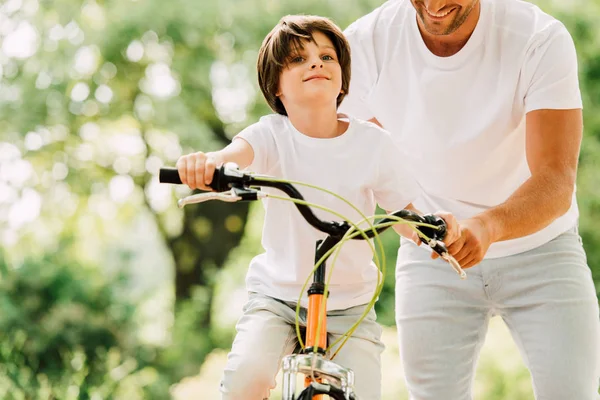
[253,176,384,351]
[251,176,441,356]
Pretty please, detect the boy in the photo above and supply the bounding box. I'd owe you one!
[176,15,458,400]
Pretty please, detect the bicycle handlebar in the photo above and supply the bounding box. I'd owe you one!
[159,164,446,238]
[159,163,465,278]
[159,162,247,192]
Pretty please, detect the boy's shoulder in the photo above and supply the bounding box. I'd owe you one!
[256,113,286,126]
[254,113,291,132]
[346,114,392,139]
[238,113,289,137]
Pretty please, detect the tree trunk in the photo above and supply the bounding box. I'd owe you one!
[169,199,250,324]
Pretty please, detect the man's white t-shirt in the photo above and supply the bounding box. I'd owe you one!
[340,0,583,258]
[235,114,421,310]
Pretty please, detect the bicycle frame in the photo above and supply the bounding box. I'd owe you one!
[280,234,357,400]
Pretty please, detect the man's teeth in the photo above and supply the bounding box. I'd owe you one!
[426,8,453,17]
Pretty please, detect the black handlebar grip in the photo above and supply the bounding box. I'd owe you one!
[419,214,447,241]
[158,166,224,191]
[207,166,225,191]
[159,168,182,184]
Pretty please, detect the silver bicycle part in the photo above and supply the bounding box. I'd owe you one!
[426,239,467,279]
[176,189,266,208]
[281,353,355,400]
[177,190,240,208]
[441,252,467,279]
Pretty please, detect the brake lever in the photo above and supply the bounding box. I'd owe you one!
[417,214,467,279]
[177,187,264,208]
[442,253,467,280]
[424,238,467,279]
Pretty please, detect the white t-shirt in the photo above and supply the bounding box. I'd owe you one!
[235,114,421,310]
[340,0,582,258]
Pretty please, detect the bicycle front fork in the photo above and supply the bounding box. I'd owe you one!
[281,353,355,400]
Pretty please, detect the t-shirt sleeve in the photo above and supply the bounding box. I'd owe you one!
[523,22,582,112]
[233,118,277,174]
[338,22,379,121]
[372,130,422,211]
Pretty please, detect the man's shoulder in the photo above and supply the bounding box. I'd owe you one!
[490,0,569,45]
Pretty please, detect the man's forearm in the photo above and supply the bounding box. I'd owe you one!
[476,170,575,243]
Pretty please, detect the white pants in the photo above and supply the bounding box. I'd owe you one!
[396,226,600,400]
[220,292,384,400]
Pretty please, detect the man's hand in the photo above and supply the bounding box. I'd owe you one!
[435,211,460,247]
[429,211,460,261]
[437,217,492,269]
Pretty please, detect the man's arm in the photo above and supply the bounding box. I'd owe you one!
[449,108,582,268]
[481,108,582,241]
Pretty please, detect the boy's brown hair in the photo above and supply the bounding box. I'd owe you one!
[257,15,351,116]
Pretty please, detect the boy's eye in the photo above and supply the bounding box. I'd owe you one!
[322,55,335,61]
[290,56,305,63]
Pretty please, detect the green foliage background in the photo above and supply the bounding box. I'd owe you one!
[0,0,598,398]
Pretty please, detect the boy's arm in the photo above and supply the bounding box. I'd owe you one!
[207,138,254,170]
[390,203,422,244]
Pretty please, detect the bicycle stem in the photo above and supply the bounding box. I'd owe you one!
[304,235,345,355]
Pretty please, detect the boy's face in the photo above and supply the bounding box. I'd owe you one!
[277,31,342,113]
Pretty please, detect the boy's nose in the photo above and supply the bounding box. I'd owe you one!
[310,63,323,69]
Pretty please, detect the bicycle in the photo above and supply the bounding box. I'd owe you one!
[159,162,465,400]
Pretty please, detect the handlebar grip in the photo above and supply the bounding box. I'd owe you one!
[418,214,447,241]
[158,166,225,191]
[159,168,183,184]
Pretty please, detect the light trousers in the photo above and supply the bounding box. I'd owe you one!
[396,226,600,399]
[220,292,384,400]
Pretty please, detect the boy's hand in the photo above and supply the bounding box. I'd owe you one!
[393,223,422,246]
[176,152,219,191]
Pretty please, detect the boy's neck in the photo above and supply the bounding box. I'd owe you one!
[286,107,347,139]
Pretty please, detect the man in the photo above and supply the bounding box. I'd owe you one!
[340,0,600,398]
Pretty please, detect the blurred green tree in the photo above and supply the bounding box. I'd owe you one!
[0,251,170,399]
[0,0,598,394]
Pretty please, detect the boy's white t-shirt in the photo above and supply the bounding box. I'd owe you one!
[340,0,583,258]
[235,114,421,310]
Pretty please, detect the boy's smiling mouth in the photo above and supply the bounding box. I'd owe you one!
[303,74,329,82]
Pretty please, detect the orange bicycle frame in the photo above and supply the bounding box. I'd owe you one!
[302,236,339,398]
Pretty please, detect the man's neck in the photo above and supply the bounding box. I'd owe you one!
[418,2,481,57]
